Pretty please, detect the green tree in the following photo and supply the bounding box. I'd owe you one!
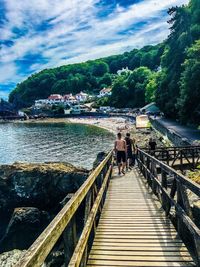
[127,67,153,107]
[110,75,129,107]
[92,61,109,76]
[51,79,68,94]
[177,40,200,123]
[98,73,112,87]
[145,73,158,103]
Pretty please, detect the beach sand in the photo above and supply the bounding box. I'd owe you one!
[68,117,164,147]
[14,116,165,147]
[68,117,131,134]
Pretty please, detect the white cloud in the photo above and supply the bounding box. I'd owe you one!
[0,63,17,83]
[0,0,189,90]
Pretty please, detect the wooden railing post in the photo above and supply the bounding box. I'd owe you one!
[63,216,77,266]
[192,148,195,168]
[176,180,193,244]
[81,191,92,267]
[60,193,77,267]
[194,237,200,267]
[170,176,177,199]
[137,147,200,266]
[161,170,169,213]
[68,164,112,267]
[152,161,158,195]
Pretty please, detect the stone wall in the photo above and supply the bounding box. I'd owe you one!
[150,119,191,146]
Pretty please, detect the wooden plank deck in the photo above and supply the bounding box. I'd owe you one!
[87,168,195,267]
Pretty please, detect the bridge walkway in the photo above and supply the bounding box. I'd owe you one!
[87,168,195,267]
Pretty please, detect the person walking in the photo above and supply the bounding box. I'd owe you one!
[148,137,157,155]
[114,133,127,175]
[125,133,133,170]
[132,137,137,166]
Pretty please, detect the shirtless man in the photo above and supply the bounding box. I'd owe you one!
[114,133,127,175]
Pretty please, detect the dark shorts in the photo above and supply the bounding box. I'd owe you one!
[117,151,126,163]
[127,150,132,159]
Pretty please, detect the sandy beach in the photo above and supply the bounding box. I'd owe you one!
[68,117,132,134]
[68,117,164,147]
[13,116,165,147]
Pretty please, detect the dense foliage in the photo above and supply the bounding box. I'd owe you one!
[156,0,200,123]
[110,67,156,108]
[9,0,200,124]
[9,45,163,109]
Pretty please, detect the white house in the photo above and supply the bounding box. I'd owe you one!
[47,94,64,104]
[63,94,77,104]
[34,99,48,108]
[98,87,112,98]
[117,66,131,76]
[75,91,88,102]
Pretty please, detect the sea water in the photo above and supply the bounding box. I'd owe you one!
[0,122,114,169]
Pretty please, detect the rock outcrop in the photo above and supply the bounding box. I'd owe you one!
[93,152,107,169]
[0,162,89,252]
[0,162,88,213]
[0,207,50,252]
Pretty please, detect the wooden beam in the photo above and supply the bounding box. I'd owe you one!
[15,151,113,267]
[68,165,112,267]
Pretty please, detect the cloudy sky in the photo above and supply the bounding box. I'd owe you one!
[0,0,189,99]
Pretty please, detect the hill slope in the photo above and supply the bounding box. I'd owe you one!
[9,0,200,124]
[9,44,163,108]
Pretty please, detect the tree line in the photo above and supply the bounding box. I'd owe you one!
[9,0,200,124]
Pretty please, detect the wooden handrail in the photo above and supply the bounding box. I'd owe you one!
[137,148,200,266]
[141,146,200,169]
[142,145,200,150]
[68,164,112,267]
[16,150,113,267]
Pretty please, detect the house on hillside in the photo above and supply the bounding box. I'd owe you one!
[117,67,131,76]
[75,91,88,102]
[35,99,48,108]
[63,94,77,104]
[98,87,112,98]
[48,94,64,104]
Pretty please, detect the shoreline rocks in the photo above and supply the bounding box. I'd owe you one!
[0,207,50,252]
[0,162,88,214]
[0,162,89,253]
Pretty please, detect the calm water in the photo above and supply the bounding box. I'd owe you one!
[0,122,114,169]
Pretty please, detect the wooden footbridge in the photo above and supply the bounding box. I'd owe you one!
[16,146,200,267]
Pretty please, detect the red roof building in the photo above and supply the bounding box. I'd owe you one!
[48,94,63,100]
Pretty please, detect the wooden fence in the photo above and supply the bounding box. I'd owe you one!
[16,151,113,267]
[142,146,200,169]
[137,148,200,266]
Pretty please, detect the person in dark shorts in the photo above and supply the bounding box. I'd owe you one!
[132,138,137,166]
[149,138,157,155]
[125,133,133,170]
[114,133,127,175]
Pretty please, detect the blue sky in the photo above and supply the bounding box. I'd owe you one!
[0,0,189,99]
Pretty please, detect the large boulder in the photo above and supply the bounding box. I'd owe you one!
[0,162,89,253]
[0,162,89,213]
[0,207,50,252]
[93,152,107,169]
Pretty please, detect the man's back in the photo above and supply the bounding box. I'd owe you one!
[115,139,126,151]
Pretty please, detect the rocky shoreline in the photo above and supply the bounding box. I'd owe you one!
[0,162,89,265]
[0,117,199,266]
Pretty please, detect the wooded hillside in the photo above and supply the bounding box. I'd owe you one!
[9,0,200,124]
